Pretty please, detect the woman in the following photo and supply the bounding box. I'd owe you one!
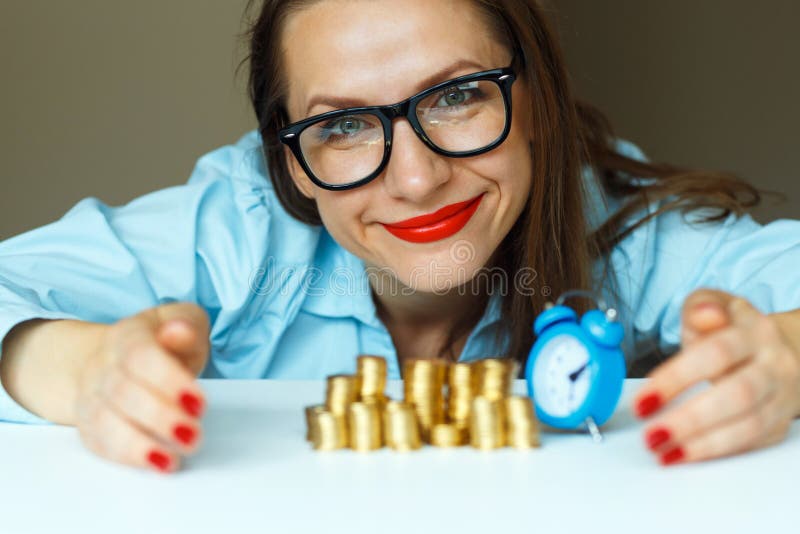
[0,0,798,474]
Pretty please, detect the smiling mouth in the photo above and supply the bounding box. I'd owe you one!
[380,193,485,243]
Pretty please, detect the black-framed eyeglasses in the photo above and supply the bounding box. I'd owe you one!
[278,65,517,191]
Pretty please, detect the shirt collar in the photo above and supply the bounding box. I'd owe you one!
[298,229,382,328]
[473,289,503,333]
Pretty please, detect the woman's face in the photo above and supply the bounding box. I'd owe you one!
[282,0,533,293]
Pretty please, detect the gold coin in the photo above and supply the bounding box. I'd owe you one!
[469,396,506,450]
[305,405,326,442]
[309,408,348,451]
[430,423,466,447]
[447,362,475,430]
[505,396,541,449]
[325,374,361,416]
[356,355,388,402]
[384,400,422,451]
[348,401,382,452]
[403,359,448,442]
[473,358,518,401]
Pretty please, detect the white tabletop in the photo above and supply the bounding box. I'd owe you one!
[1,379,796,534]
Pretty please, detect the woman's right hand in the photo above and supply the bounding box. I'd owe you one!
[74,302,211,474]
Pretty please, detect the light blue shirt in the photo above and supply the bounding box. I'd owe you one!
[1,130,799,424]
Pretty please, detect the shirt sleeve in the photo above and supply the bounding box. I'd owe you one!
[601,141,800,363]
[613,208,800,356]
[0,131,273,424]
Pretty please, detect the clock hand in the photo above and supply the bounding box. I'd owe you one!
[568,362,588,382]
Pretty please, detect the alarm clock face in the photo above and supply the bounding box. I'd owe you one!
[532,334,593,418]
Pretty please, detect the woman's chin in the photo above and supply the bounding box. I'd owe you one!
[370,257,494,296]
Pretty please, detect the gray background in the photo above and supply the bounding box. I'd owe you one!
[1,0,798,239]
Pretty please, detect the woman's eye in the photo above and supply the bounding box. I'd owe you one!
[314,115,379,144]
[441,89,467,106]
[434,83,481,108]
[324,117,365,136]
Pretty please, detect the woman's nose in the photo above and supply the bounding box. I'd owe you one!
[381,120,451,202]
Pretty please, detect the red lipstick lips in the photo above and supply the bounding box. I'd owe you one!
[381,193,484,243]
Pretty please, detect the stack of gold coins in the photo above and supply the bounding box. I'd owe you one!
[430,423,466,447]
[473,358,518,401]
[325,374,361,416]
[308,407,348,450]
[469,396,506,450]
[403,359,447,442]
[306,354,543,453]
[305,405,325,442]
[348,401,383,451]
[447,362,474,431]
[383,400,422,451]
[356,355,388,404]
[323,374,359,448]
[505,396,541,449]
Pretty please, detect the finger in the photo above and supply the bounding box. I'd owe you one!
[152,308,210,362]
[642,362,776,452]
[680,288,734,346]
[155,320,210,379]
[99,365,202,454]
[151,303,211,376]
[114,334,206,419]
[654,396,790,465]
[634,325,754,417]
[727,296,766,333]
[153,303,210,350]
[77,397,181,474]
[156,319,208,361]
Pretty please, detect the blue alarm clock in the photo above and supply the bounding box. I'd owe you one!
[524,290,626,442]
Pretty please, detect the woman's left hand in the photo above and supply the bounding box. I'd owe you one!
[631,288,800,465]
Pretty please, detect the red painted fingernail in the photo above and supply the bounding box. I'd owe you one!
[179,392,204,417]
[147,450,172,472]
[635,392,662,418]
[645,427,671,450]
[173,424,197,446]
[660,447,685,466]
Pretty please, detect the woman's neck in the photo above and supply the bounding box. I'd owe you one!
[370,273,487,344]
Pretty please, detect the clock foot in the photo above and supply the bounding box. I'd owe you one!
[585,417,603,443]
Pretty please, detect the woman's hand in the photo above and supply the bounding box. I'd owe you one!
[74,302,210,474]
[631,289,800,465]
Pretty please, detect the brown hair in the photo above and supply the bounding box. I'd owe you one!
[241,0,762,370]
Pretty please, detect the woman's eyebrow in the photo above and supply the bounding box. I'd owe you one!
[304,58,487,116]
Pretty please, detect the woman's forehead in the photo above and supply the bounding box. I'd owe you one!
[281,0,507,120]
